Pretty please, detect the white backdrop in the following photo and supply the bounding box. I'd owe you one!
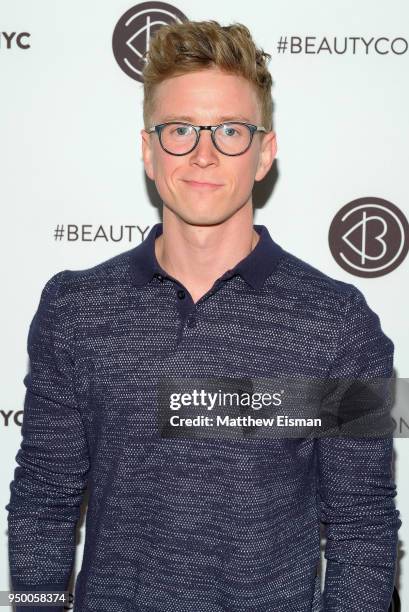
[1,1,408,609]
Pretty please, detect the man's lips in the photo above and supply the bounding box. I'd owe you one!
[183,180,223,190]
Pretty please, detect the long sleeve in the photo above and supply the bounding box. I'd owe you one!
[5,271,90,612]
[318,288,401,611]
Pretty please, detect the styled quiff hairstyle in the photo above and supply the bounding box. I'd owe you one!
[141,20,274,131]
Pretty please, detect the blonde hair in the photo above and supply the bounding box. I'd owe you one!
[141,20,274,131]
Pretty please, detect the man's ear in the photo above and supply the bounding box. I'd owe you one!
[254,130,277,182]
[141,128,155,181]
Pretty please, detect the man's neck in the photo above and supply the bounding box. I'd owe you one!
[154,210,260,304]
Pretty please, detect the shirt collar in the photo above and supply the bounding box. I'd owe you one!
[129,222,285,291]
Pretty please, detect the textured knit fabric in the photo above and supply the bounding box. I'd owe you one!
[5,222,401,612]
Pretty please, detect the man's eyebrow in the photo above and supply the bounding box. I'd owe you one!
[159,114,254,123]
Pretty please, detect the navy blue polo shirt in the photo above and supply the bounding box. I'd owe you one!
[6,222,401,612]
[130,223,284,341]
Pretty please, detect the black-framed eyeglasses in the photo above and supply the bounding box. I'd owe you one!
[145,121,268,156]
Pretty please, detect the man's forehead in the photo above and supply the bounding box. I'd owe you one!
[159,113,254,123]
[152,70,261,123]
[152,86,262,124]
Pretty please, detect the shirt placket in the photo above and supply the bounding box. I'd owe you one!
[152,269,237,346]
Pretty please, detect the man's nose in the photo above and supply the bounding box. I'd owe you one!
[189,129,219,165]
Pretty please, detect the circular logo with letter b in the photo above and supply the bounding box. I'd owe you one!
[329,197,408,277]
[112,2,188,82]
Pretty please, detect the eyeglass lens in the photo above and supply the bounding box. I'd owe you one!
[160,123,252,155]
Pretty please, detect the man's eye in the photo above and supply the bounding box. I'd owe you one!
[223,126,238,136]
[174,126,190,136]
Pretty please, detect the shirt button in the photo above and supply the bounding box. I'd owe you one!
[187,317,197,328]
[177,289,186,299]
[154,273,164,281]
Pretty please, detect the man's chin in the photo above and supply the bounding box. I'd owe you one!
[166,208,234,228]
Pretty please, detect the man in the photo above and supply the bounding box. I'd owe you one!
[6,19,401,612]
